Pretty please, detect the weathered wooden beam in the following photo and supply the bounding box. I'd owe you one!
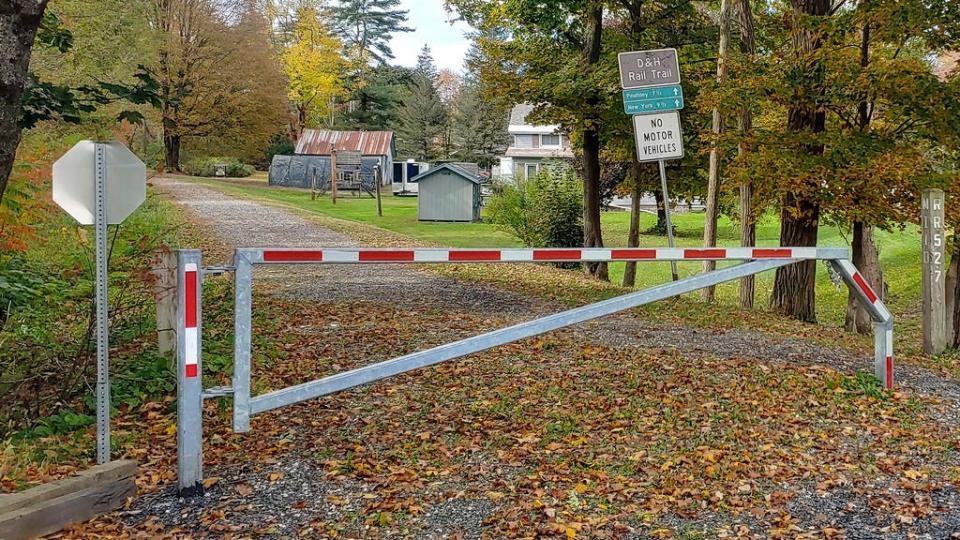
[0,460,136,540]
[152,248,177,356]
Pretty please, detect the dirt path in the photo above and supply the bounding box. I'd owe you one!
[123,176,960,539]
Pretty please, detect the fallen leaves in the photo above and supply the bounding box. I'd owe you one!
[12,289,959,538]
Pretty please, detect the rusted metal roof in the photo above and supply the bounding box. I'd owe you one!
[294,129,394,156]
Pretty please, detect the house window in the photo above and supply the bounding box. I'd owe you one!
[524,163,540,179]
[514,134,537,149]
[541,134,560,147]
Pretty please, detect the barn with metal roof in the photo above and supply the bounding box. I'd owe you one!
[269,130,395,189]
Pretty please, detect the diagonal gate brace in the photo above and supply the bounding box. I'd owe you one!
[243,259,794,419]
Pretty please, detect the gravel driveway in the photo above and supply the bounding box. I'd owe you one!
[129,176,960,539]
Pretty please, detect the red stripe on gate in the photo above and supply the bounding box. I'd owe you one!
[185,364,198,378]
[359,250,415,262]
[263,250,323,262]
[611,249,657,260]
[752,248,792,259]
[852,272,878,304]
[185,270,197,328]
[684,249,726,259]
[886,356,894,388]
[533,249,581,261]
[449,250,501,262]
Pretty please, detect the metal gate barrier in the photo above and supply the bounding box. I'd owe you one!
[175,246,893,495]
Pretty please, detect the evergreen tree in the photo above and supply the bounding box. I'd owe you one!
[333,0,412,115]
[414,45,439,82]
[452,83,508,169]
[332,0,412,63]
[338,64,412,130]
[397,46,445,160]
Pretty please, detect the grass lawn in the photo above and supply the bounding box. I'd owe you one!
[196,178,922,341]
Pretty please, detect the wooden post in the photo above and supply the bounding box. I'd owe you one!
[330,147,338,205]
[375,165,383,217]
[922,188,946,355]
[151,249,177,356]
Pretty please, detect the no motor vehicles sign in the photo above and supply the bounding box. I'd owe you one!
[633,111,684,162]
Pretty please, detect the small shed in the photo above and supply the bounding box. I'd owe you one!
[413,164,482,222]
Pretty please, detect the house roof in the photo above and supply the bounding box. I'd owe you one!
[507,103,562,134]
[410,163,481,185]
[295,129,394,156]
[509,103,536,126]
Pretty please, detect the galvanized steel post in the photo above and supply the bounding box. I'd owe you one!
[176,249,204,495]
[93,143,111,464]
[232,252,253,433]
[829,259,894,388]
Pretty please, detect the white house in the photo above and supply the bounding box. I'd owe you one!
[497,104,574,180]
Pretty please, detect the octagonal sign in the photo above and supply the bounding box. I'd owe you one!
[53,141,146,225]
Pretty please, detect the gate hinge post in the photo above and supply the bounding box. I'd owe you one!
[203,266,235,277]
[202,386,234,399]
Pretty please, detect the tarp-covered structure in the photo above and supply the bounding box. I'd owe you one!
[269,130,395,189]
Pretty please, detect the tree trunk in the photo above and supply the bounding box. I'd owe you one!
[737,0,756,309]
[946,237,960,345]
[581,1,606,280]
[164,133,181,172]
[623,160,644,287]
[771,193,820,321]
[845,222,883,333]
[844,23,883,334]
[702,0,732,302]
[0,1,49,204]
[770,0,830,322]
[652,189,667,234]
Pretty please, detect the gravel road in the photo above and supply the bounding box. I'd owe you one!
[132,176,960,538]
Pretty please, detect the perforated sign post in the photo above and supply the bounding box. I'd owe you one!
[53,141,146,464]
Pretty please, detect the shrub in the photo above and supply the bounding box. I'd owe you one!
[487,164,583,251]
[183,156,254,178]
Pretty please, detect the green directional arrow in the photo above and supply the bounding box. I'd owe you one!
[622,84,684,114]
[623,96,684,114]
[623,84,683,101]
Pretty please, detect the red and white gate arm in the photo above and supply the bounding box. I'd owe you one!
[828,259,894,389]
[245,246,849,264]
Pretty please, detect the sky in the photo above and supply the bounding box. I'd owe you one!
[388,0,473,73]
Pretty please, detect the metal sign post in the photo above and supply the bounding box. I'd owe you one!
[658,160,679,282]
[53,141,146,464]
[93,144,110,464]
